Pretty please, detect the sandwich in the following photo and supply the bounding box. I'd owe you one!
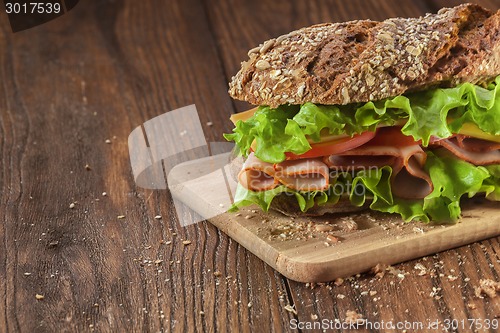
[224,3,500,222]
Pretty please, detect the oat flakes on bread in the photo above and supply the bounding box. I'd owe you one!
[229,3,500,108]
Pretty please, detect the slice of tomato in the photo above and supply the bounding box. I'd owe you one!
[284,131,376,160]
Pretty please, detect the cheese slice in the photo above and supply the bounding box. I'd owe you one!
[457,123,500,143]
[230,107,258,124]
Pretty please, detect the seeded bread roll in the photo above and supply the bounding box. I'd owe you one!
[269,194,369,217]
[229,3,500,108]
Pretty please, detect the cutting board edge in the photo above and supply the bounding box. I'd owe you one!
[273,220,500,282]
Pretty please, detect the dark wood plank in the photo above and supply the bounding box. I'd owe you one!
[0,0,294,332]
[431,0,500,11]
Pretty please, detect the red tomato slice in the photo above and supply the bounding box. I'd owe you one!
[285,131,376,160]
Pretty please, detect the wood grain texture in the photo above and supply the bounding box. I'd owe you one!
[0,1,293,332]
[0,0,499,332]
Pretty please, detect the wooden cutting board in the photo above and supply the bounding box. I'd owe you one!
[167,153,500,282]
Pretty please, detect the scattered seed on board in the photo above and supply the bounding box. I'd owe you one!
[35,294,44,300]
[69,203,75,209]
[182,240,192,245]
[284,304,297,315]
[326,235,340,243]
[334,278,344,286]
[117,215,125,219]
[315,224,335,232]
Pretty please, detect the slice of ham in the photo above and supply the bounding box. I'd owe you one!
[324,127,433,199]
[433,136,500,165]
[274,159,330,191]
[238,152,278,191]
[456,136,500,152]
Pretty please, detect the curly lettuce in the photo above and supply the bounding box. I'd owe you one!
[224,76,500,163]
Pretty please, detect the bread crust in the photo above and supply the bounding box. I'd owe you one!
[270,194,369,217]
[229,4,500,108]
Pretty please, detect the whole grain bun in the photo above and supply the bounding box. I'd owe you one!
[229,3,500,108]
[269,194,369,217]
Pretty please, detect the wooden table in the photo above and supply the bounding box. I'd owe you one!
[1,0,500,331]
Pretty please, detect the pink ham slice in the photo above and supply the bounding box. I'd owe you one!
[456,136,500,152]
[238,152,278,191]
[434,136,500,165]
[274,159,330,191]
[324,144,433,199]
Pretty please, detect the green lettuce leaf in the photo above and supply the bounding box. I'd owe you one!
[290,103,356,141]
[223,105,310,163]
[224,77,500,163]
[230,153,500,222]
[404,76,500,145]
[483,165,500,201]
[230,181,343,213]
[422,150,491,221]
[350,167,429,222]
